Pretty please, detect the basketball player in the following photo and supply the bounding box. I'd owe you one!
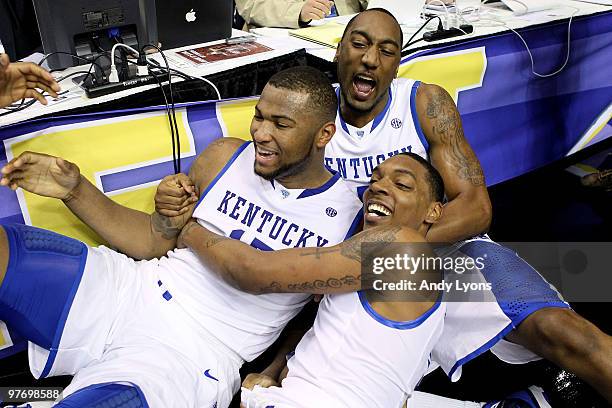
[176,152,449,408]
[157,8,612,403]
[0,67,363,407]
[326,8,611,402]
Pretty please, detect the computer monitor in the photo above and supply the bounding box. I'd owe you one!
[33,0,158,71]
[156,0,233,50]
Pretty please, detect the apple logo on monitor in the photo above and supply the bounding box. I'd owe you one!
[185,8,197,22]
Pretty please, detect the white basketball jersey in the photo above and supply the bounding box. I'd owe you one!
[253,292,445,407]
[326,79,541,382]
[325,78,429,191]
[157,142,363,361]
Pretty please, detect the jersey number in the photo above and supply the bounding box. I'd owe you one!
[230,229,273,251]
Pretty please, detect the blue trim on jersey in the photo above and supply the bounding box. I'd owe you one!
[296,172,341,199]
[370,88,393,132]
[336,88,393,136]
[356,185,368,203]
[358,291,442,329]
[41,247,88,378]
[336,88,351,135]
[344,208,363,240]
[194,141,251,209]
[410,81,429,152]
[448,322,515,380]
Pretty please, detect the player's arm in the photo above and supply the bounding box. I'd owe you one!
[416,83,492,243]
[243,324,306,389]
[181,221,425,294]
[235,0,332,29]
[0,138,245,259]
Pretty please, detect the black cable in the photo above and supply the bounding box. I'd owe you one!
[0,71,87,117]
[148,59,195,80]
[0,55,106,117]
[142,46,178,173]
[405,38,425,48]
[56,70,90,82]
[142,44,181,174]
[149,71,178,174]
[4,98,27,110]
[148,64,192,81]
[403,16,443,50]
[148,58,221,99]
[38,51,105,73]
[0,99,35,117]
[79,53,110,86]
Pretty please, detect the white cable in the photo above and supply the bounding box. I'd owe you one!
[469,5,578,78]
[454,0,488,23]
[109,43,140,82]
[199,76,221,100]
[424,0,451,29]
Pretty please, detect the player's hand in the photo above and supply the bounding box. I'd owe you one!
[300,0,334,23]
[155,173,199,217]
[242,373,279,390]
[0,54,60,109]
[0,151,81,199]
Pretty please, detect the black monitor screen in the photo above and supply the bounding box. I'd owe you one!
[33,0,157,70]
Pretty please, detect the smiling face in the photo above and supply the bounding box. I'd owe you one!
[250,84,320,181]
[336,10,402,120]
[363,155,443,233]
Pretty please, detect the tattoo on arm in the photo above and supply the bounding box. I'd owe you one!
[178,220,229,248]
[299,225,402,263]
[298,247,339,259]
[286,275,361,292]
[425,88,485,186]
[203,234,229,248]
[339,225,403,262]
[152,212,182,240]
[261,281,282,292]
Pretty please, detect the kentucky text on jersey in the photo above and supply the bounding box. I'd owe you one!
[216,189,330,247]
[325,144,414,180]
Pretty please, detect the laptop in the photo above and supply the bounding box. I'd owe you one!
[156,0,233,50]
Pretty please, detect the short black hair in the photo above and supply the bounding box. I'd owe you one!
[341,8,404,48]
[398,152,445,202]
[267,66,337,125]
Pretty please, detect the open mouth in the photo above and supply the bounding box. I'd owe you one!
[366,202,392,218]
[352,73,377,101]
[255,146,278,164]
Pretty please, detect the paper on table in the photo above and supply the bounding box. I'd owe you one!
[289,22,346,48]
[175,42,273,65]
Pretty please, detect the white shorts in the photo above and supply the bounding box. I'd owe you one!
[28,245,241,408]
